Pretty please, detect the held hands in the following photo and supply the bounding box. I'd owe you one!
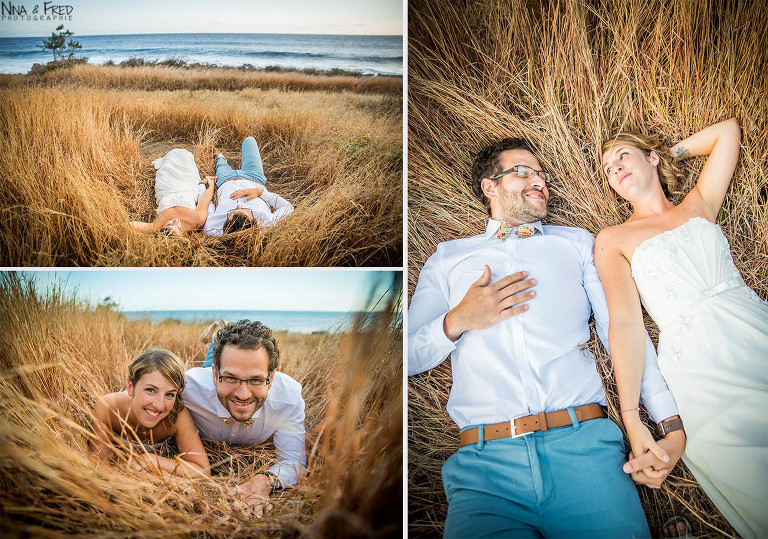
[443,265,536,341]
[622,414,685,489]
[200,176,216,188]
[230,187,264,202]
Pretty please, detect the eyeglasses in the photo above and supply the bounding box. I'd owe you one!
[226,208,255,220]
[490,165,551,183]
[217,374,271,388]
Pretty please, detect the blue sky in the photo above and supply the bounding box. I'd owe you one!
[0,0,403,37]
[14,269,400,312]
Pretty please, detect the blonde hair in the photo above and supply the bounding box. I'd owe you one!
[601,132,686,198]
[128,348,186,425]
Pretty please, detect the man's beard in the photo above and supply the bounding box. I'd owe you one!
[498,186,548,223]
[223,395,265,421]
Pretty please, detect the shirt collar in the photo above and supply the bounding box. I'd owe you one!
[485,219,544,238]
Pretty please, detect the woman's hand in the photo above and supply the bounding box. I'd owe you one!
[622,413,670,487]
[201,176,216,188]
[230,187,264,202]
[162,217,183,236]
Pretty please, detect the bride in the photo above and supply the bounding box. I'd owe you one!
[595,118,768,539]
[129,148,215,234]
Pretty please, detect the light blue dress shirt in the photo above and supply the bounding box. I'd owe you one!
[202,180,294,236]
[408,219,678,429]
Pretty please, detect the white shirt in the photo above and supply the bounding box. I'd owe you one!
[183,367,306,486]
[202,179,294,236]
[408,219,678,429]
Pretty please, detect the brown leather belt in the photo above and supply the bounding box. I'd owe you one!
[459,404,605,447]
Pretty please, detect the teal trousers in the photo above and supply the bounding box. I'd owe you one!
[442,414,650,539]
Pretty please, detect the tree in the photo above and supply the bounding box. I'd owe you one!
[40,24,82,62]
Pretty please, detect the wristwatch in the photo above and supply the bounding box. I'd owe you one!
[656,416,684,437]
[264,471,282,492]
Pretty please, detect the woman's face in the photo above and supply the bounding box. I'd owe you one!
[601,144,659,200]
[127,369,179,428]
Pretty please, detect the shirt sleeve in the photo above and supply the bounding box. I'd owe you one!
[202,202,223,236]
[581,231,679,424]
[260,191,294,224]
[266,395,306,488]
[407,247,460,376]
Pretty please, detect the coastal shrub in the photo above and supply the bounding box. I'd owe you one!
[28,57,88,76]
[408,0,767,537]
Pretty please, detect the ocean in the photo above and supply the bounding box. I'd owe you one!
[0,32,403,75]
[122,310,370,334]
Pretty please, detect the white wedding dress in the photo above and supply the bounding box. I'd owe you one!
[152,149,203,214]
[631,217,768,539]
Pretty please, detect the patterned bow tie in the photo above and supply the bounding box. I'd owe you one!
[223,417,255,428]
[496,221,536,240]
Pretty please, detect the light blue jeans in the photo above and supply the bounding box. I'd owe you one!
[202,343,214,368]
[215,136,268,188]
[442,414,650,539]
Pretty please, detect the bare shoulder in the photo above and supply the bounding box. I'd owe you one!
[94,392,128,426]
[595,224,625,254]
[169,406,194,435]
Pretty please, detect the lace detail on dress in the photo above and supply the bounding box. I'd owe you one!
[631,218,750,330]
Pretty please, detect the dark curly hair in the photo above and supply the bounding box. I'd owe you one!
[470,138,537,215]
[212,320,279,373]
[223,212,256,234]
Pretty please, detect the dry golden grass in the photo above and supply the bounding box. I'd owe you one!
[0,272,402,537]
[4,62,402,95]
[408,0,766,537]
[0,67,402,267]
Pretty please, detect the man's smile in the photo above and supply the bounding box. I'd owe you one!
[229,397,255,410]
[524,189,547,202]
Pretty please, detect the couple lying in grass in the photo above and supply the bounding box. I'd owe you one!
[89,320,305,513]
[130,137,294,236]
[409,119,767,539]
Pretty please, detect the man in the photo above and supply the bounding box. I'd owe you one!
[408,138,687,538]
[202,136,294,236]
[183,319,306,505]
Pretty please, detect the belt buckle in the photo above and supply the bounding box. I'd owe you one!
[510,415,533,438]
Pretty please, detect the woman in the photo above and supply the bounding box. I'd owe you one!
[129,148,216,234]
[595,118,768,539]
[89,348,211,479]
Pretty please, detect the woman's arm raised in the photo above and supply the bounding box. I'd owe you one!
[671,118,740,217]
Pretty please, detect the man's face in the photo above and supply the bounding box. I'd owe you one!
[227,205,255,222]
[213,345,271,422]
[484,149,549,224]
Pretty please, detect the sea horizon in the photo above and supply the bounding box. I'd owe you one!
[0,32,404,75]
[122,309,380,334]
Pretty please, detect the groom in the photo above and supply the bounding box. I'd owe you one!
[408,138,686,538]
[183,319,306,507]
[202,136,294,236]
